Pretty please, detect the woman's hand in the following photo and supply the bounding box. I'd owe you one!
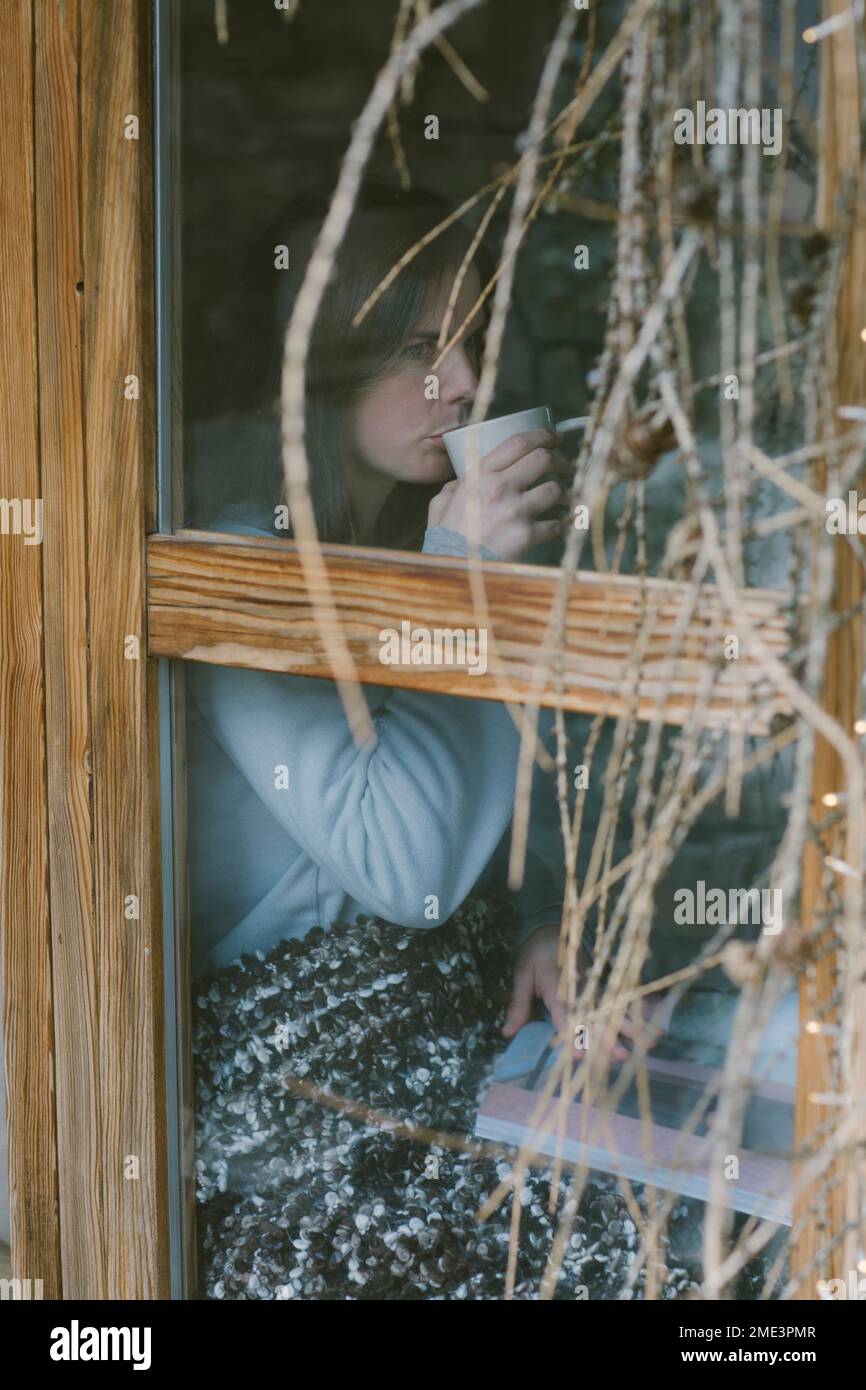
[502,924,670,1063]
[427,427,570,562]
[503,922,573,1045]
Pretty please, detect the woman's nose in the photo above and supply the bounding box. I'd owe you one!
[439,344,478,405]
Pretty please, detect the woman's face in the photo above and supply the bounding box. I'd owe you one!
[348,265,484,487]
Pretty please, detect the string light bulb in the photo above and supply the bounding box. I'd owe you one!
[803,3,865,44]
[824,854,862,880]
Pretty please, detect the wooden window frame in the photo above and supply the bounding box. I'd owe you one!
[0,0,860,1300]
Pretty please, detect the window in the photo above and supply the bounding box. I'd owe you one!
[2,0,862,1306]
[155,0,845,1304]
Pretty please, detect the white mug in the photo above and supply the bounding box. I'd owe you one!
[442,406,587,478]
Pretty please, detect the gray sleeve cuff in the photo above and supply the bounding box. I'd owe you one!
[422,526,500,562]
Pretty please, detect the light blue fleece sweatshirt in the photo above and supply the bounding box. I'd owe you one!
[185,505,564,979]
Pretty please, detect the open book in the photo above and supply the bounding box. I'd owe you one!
[475,1019,794,1224]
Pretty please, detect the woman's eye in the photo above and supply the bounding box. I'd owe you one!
[402,333,483,365]
[403,340,435,362]
[465,332,484,363]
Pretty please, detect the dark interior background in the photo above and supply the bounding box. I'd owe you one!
[178,0,630,527]
[175,0,816,988]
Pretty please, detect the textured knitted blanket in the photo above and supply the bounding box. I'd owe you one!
[193,898,739,1300]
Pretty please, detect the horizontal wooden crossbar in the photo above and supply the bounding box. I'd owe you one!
[147,531,793,733]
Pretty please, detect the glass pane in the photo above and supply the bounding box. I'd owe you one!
[159,0,856,1303]
[181,653,795,1300]
[171,1,622,564]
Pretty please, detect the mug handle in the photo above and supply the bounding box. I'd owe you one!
[555,416,589,433]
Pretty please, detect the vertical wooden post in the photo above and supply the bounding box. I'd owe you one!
[1,0,170,1298]
[0,0,63,1299]
[793,0,866,1295]
[77,0,169,1298]
[34,0,106,1299]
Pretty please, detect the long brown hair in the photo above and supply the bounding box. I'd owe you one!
[262,182,491,550]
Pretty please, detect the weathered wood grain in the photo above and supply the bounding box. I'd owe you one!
[147,531,793,733]
[79,0,169,1298]
[0,0,62,1300]
[3,0,170,1305]
[34,0,103,1299]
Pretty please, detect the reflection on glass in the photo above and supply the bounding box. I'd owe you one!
[176,1,600,559]
[187,182,570,561]
[167,0,811,1302]
[185,654,795,1299]
[186,658,570,1297]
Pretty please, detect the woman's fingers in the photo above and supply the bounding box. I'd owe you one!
[521,478,568,516]
[506,447,571,490]
[482,427,561,471]
[528,517,570,546]
[621,993,672,1042]
[426,478,460,525]
[539,975,568,1041]
[613,999,671,1059]
[430,432,572,563]
[502,960,535,1038]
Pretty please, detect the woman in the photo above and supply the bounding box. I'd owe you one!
[187,183,634,1056]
